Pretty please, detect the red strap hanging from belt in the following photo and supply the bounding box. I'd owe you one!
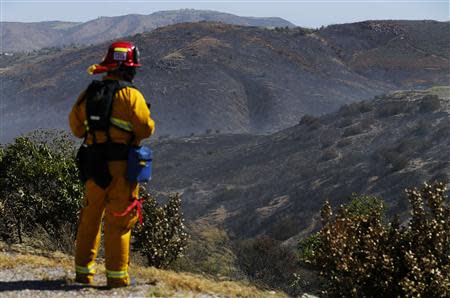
[112,197,144,225]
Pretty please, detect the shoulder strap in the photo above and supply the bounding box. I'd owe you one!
[116,81,138,91]
[83,80,120,144]
[81,80,101,143]
[82,80,139,145]
[77,80,102,106]
[105,81,120,143]
[113,81,138,145]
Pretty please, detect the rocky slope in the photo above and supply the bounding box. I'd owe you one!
[1,9,295,52]
[147,87,450,241]
[1,20,448,143]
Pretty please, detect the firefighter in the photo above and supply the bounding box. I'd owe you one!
[69,41,155,288]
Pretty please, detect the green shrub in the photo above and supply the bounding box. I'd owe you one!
[299,114,318,125]
[374,146,409,172]
[377,102,409,117]
[235,236,298,293]
[337,118,353,128]
[320,148,339,161]
[132,191,188,269]
[267,216,301,241]
[0,130,83,252]
[396,137,423,154]
[343,194,386,218]
[413,119,430,137]
[298,232,322,264]
[432,121,450,142]
[419,94,441,113]
[319,130,337,148]
[301,182,449,297]
[336,138,352,148]
[338,102,373,117]
[342,125,364,137]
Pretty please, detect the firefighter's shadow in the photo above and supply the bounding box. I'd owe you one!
[0,279,105,292]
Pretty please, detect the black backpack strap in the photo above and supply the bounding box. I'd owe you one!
[105,80,121,143]
[114,81,138,145]
[85,80,120,144]
[83,80,101,144]
[116,80,138,91]
[81,80,138,145]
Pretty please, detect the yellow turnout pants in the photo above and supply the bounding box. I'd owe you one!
[75,161,139,287]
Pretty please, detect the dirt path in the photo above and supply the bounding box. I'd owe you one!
[0,248,289,298]
[0,265,154,297]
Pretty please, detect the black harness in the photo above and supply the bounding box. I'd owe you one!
[76,80,137,189]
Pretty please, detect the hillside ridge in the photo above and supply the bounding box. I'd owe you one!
[1,20,448,142]
[147,87,450,240]
[1,9,295,52]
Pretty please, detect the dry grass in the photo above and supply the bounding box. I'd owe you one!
[0,253,72,270]
[163,50,185,61]
[0,243,286,298]
[0,242,73,270]
[132,266,285,298]
[427,86,450,99]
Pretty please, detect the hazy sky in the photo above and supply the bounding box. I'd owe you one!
[1,0,449,28]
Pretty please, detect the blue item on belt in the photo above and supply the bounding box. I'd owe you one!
[127,146,152,182]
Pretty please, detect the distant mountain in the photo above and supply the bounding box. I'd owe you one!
[148,87,450,241]
[1,9,295,52]
[1,20,448,143]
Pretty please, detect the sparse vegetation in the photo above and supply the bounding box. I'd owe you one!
[396,137,423,154]
[337,117,353,128]
[158,134,172,140]
[427,86,450,98]
[299,114,322,130]
[373,145,410,172]
[319,130,336,148]
[32,46,63,55]
[299,114,318,125]
[170,224,240,278]
[413,119,429,136]
[433,121,450,142]
[342,125,364,137]
[419,94,441,112]
[377,102,412,117]
[235,236,299,294]
[320,148,339,161]
[338,102,372,117]
[336,138,352,148]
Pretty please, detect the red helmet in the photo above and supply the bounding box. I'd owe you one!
[88,41,141,75]
[100,41,141,68]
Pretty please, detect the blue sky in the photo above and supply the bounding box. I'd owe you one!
[1,0,449,28]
